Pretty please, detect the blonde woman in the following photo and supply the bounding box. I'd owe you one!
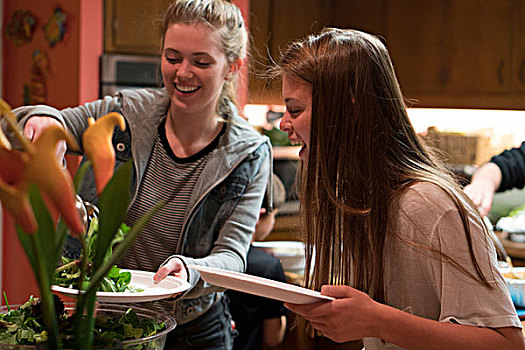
[7,1,271,348]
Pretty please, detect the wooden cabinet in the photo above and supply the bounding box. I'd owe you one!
[249,0,525,109]
[513,0,525,93]
[385,0,446,96]
[444,0,511,94]
[249,0,331,104]
[104,0,170,55]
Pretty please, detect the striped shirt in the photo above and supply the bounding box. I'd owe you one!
[119,119,224,272]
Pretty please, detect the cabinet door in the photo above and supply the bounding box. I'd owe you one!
[444,0,512,93]
[105,0,168,55]
[248,0,276,103]
[513,0,525,93]
[328,0,385,35]
[385,0,445,96]
[248,0,330,104]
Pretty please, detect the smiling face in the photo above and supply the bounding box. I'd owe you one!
[161,23,231,117]
[280,74,313,161]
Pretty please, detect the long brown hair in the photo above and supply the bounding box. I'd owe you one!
[273,28,493,301]
[161,0,247,115]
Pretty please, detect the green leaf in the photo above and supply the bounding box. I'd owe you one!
[86,199,164,296]
[107,266,120,279]
[27,185,60,283]
[54,218,70,267]
[92,161,132,271]
[73,160,91,193]
[123,323,143,339]
[117,271,131,286]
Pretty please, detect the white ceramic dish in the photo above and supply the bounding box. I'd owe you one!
[499,267,525,307]
[52,269,191,303]
[188,265,334,304]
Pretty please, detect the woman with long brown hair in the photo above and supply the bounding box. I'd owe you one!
[276,28,524,349]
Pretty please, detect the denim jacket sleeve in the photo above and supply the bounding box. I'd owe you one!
[168,141,272,300]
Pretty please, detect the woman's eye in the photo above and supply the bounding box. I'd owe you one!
[287,109,301,117]
[195,61,210,67]
[166,57,181,64]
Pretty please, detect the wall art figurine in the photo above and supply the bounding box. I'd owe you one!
[23,50,49,105]
[44,7,67,47]
[6,10,36,47]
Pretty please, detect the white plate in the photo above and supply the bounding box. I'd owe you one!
[52,269,191,303]
[188,265,334,304]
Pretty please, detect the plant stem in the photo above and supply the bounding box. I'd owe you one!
[29,234,60,349]
[55,259,81,273]
[3,292,9,312]
[73,233,96,349]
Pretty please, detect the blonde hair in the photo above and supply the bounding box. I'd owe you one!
[161,0,247,115]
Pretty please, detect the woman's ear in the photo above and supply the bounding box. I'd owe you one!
[225,58,243,80]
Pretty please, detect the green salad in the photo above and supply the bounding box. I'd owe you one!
[54,218,143,293]
[0,295,166,347]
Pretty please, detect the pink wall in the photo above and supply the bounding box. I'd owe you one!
[233,0,249,109]
[2,0,102,109]
[78,0,102,104]
[2,0,102,305]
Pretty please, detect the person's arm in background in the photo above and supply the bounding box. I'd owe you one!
[262,315,287,347]
[464,141,525,216]
[463,162,501,216]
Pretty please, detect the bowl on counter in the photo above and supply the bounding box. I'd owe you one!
[499,267,525,307]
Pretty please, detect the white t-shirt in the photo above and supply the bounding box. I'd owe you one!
[364,182,521,349]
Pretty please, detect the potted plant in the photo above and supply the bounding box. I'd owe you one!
[0,100,172,349]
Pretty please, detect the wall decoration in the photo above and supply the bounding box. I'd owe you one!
[44,7,67,47]
[23,50,49,105]
[6,10,36,46]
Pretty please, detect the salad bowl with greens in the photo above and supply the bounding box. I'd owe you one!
[0,297,176,349]
[0,102,173,349]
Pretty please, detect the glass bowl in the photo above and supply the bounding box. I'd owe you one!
[0,302,176,349]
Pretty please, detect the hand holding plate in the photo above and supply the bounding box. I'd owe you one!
[154,257,188,286]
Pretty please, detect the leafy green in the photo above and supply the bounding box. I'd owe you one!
[11,160,164,349]
[508,204,525,217]
[54,218,143,293]
[262,126,292,147]
[0,296,165,347]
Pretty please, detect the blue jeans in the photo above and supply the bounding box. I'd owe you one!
[164,297,237,349]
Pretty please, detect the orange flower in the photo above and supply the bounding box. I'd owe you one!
[0,146,36,233]
[0,100,83,235]
[82,112,126,194]
[0,125,11,150]
[25,125,83,235]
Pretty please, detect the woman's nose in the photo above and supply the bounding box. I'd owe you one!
[279,113,291,132]
[177,61,193,80]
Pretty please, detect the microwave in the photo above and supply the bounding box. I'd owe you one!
[100,54,162,97]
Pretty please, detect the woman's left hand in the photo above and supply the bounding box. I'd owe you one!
[285,285,382,343]
[154,257,188,283]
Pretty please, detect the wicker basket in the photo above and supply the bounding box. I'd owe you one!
[422,127,492,165]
